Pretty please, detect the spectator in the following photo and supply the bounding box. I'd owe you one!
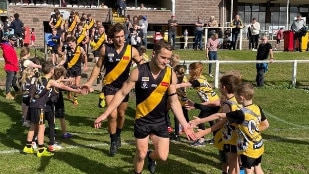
[183,29,188,49]
[256,36,274,87]
[194,16,204,51]
[207,16,218,38]
[10,13,24,47]
[0,35,20,100]
[250,18,260,50]
[206,33,221,77]
[230,15,243,50]
[61,0,67,7]
[138,15,148,48]
[117,0,126,17]
[129,23,143,50]
[30,28,36,47]
[168,15,178,50]
[291,14,306,52]
[274,28,284,50]
[124,15,132,41]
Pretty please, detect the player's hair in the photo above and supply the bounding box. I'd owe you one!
[42,61,54,75]
[20,67,34,84]
[53,66,67,80]
[107,23,124,39]
[153,40,173,54]
[188,62,203,80]
[220,73,242,94]
[236,82,254,100]
[20,47,30,58]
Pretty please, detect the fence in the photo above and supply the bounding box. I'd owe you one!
[182,59,309,88]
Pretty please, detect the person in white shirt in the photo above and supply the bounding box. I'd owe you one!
[250,18,260,50]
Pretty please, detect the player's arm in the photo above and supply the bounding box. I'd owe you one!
[84,45,105,87]
[94,68,138,128]
[80,47,88,71]
[57,48,67,66]
[49,17,54,28]
[132,46,143,65]
[49,80,82,94]
[169,71,196,140]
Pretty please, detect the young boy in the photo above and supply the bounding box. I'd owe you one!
[23,62,86,157]
[191,82,269,174]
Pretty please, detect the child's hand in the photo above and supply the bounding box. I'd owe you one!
[194,129,209,139]
[189,116,201,127]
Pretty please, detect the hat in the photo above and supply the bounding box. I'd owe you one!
[142,16,147,20]
[8,35,17,41]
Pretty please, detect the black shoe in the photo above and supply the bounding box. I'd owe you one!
[170,134,180,141]
[147,150,156,174]
[109,142,118,157]
[116,136,122,148]
[208,138,214,145]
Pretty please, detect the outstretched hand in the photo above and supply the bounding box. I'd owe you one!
[189,116,201,127]
[194,129,210,140]
[183,125,197,141]
[94,115,107,129]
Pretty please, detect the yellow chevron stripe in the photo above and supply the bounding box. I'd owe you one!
[103,45,131,85]
[135,67,172,119]
[67,46,81,69]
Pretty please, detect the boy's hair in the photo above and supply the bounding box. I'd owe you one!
[107,23,124,39]
[188,62,203,79]
[140,45,147,53]
[20,47,30,58]
[153,40,173,54]
[53,66,67,80]
[171,54,180,63]
[174,65,186,75]
[42,61,54,75]
[66,36,76,43]
[220,71,242,94]
[237,82,254,100]
[20,67,34,84]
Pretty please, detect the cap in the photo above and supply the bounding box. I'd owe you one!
[8,35,17,41]
[142,16,147,20]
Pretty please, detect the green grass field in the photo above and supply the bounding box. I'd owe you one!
[0,49,309,173]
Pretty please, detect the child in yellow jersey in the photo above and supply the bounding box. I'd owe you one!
[170,65,190,141]
[177,62,220,146]
[191,82,269,174]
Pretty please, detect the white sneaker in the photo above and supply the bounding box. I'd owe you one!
[32,141,38,151]
[22,122,31,128]
[48,143,62,152]
[209,74,214,78]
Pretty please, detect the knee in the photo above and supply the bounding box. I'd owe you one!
[156,151,168,161]
[136,149,147,161]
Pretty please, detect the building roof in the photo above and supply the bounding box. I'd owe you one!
[238,0,307,4]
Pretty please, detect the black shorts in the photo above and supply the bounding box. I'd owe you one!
[103,85,129,102]
[54,92,65,118]
[219,150,227,163]
[93,50,100,57]
[51,46,59,54]
[240,155,262,169]
[134,122,169,139]
[67,67,82,77]
[29,108,45,125]
[223,144,237,153]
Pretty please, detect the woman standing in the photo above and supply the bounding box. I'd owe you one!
[206,33,221,77]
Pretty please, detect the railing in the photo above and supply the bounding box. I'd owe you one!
[182,59,309,88]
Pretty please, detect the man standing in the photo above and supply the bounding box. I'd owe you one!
[94,40,196,174]
[139,15,148,48]
[168,15,178,50]
[230,15,243,50]
[194,16,204,50]
[84,23,142,157]
[10,13,24,47]
[291,14,306,52]
[256,36,274,87]
[0,35,20,99]
[250,18,260,50]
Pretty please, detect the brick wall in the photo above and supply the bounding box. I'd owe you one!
[9,0,223,47]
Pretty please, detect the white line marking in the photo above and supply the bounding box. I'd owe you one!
[263,110,309,128]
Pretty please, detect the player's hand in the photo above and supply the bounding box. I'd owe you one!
[183,125,197,141]
[94,115,107,129]
[194,129,210,139]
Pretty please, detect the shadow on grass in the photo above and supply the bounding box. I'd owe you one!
[54,151,132,173]
[263,133,309,145]
[0,92,26,150]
